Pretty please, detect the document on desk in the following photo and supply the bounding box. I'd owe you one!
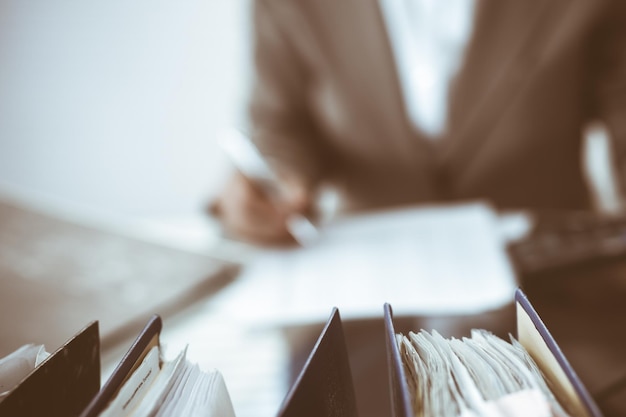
[218,202,520,326]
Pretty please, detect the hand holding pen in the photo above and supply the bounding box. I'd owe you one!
[209,128,318,246]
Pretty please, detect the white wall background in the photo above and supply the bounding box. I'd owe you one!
[0,0,251,227]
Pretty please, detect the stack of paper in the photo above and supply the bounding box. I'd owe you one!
[97,345,235,417]
[396,329,570,417]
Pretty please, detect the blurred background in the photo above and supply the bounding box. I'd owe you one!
[0,0,252,245]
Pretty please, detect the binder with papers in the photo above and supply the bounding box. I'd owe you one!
[0,289,604,417]
[0,321,100,417]
[79,309,356,417]
[385,288,603,417]
[80,314,237,417]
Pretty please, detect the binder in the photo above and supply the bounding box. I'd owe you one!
[384,288,604,417]
[80,309,357,417]
[79,316,162,417]
[0,321,100,417]
[2,289,604,417]
[277,307,358,417]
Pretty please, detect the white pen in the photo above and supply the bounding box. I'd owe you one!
[217,127,319,246]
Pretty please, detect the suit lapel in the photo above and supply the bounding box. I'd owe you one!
[440,0,608,182]
[301,0,599,187]
[438,0,552,176]
[334,0,555,171]
[308,0,429,147]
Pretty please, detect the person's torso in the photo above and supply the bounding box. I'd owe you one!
[271,0,606,211]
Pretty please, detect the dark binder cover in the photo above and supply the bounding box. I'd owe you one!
[385,289,604,417]
[277,308,358,417]
[79,315,162,417]
[0,321,100,417]
[384,304,413,417]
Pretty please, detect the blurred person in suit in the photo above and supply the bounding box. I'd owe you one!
[211,0,626,245]
[210,0,626,415]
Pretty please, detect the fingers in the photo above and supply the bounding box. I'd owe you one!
[209,172,301,245]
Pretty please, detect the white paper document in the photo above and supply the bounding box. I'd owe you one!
[218,202,520,326]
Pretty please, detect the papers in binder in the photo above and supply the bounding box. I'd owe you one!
[385,289,604,417]
[97,345,235,417]
[82,311,357,417]
[395,329,568,417]
[81,315,236,417]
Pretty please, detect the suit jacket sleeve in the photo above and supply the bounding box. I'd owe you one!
[592,1,626,200]
[247,0,330,189]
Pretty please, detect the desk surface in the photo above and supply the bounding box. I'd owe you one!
[0,198,238,354]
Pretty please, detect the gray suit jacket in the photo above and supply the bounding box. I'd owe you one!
[248,0,626,213]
